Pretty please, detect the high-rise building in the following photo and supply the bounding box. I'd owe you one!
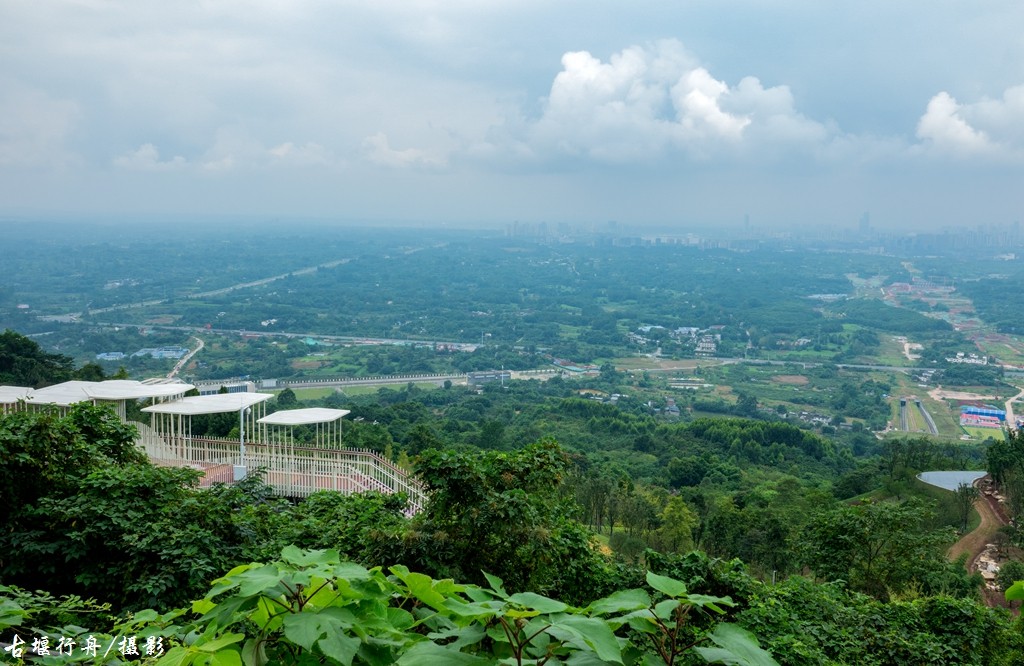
[859,212,870,234]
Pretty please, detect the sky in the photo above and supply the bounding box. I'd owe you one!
[2,0,1023,231]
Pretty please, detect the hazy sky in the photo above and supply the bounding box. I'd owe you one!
[2,1,1023,230]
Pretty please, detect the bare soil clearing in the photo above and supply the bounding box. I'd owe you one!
[929,388,998,401]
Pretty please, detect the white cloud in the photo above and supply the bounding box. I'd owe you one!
[916,92,995,156]
[196,128,339,171]
[915,86,1024,159]
[362,132,445,169]
[113,134,336,173]
[520,40,831,163]
[671,68,749,140]
[113,143,186,171]
[268,141,333,167]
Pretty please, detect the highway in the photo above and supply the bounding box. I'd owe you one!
[167,336,204,379]
[85,257,353,316]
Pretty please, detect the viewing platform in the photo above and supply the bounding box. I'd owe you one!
[1,379,426,512]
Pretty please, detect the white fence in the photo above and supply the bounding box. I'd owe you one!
[135,423,426,512]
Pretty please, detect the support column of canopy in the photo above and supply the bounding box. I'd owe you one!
[258,408,351,496]
[142,392,274,480]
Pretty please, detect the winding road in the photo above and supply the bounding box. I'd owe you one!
[167,336,204,379]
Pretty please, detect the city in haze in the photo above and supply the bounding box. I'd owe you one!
[2,2,1023,229]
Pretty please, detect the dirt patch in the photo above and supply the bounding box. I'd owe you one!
[929,388,998,402]
[772,375,809,385]
[949,485,1001,563]
[948,477,1012,608]
[652,359,707,370]
[145,315,179,325]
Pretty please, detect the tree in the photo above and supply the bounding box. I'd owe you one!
[988,429,1024,521]
[0,329,75,387]
[387,440,611,603]
[276,387,299,408]
[997,558,1024,595]
[650,495,698,553]
[0,404,247,610]
[801,500,955,600]
[0,404,143,526]
[953,482,980,533]
[74,361,107,382]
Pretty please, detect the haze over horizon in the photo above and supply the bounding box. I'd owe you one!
[2,1,1023,231]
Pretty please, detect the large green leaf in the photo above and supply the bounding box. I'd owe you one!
[206,651,243,666]
[282,613,323,650]
[508,591,569,614]
[410,576,449,611]
[685,594,734,614]
[694,624,779,666]
[426,624,487,651]
[549,615,623,665]
[318,631,359,666]
[396,641,491,665]
[156,646,191,666]
[587,589,651,615]
[1006,580,1024,602]
[652,599,681,621]
[236,565,286,597]
[195,633,246,653]
[280,546,340,567]
[646,572,687,598]
[482,572,508,598]
[0,598,27,628]
[241,638,268,666]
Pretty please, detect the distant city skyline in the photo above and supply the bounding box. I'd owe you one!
[2,2,1023,230]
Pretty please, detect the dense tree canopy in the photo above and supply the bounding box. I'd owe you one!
[0,328,75,387]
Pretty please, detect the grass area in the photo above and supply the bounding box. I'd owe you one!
[875,335,914,366]
[961,426,1005,442]
[923,396,961,436]
[278,387,337,401]
[850,477,981,538]
[557,324,583,340]
[976,336,1024,366]
[910,477,982,535]
[338,382,441,396]
[615,356,660,369]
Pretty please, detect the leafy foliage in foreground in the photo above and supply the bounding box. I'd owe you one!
[1,547,778,666]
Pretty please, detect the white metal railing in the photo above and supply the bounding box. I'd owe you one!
[135,426,426,512]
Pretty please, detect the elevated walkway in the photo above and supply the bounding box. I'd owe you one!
[0,379,427,513]
[135,425,426,512]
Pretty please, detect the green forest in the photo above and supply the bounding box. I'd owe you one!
[3,225,1024,663]
[3,330,1024,664]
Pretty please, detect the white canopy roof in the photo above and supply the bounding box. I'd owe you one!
[258,408,351,426]
[142,392,273,416]
[27,380,194,407]
[0,386,33,404]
